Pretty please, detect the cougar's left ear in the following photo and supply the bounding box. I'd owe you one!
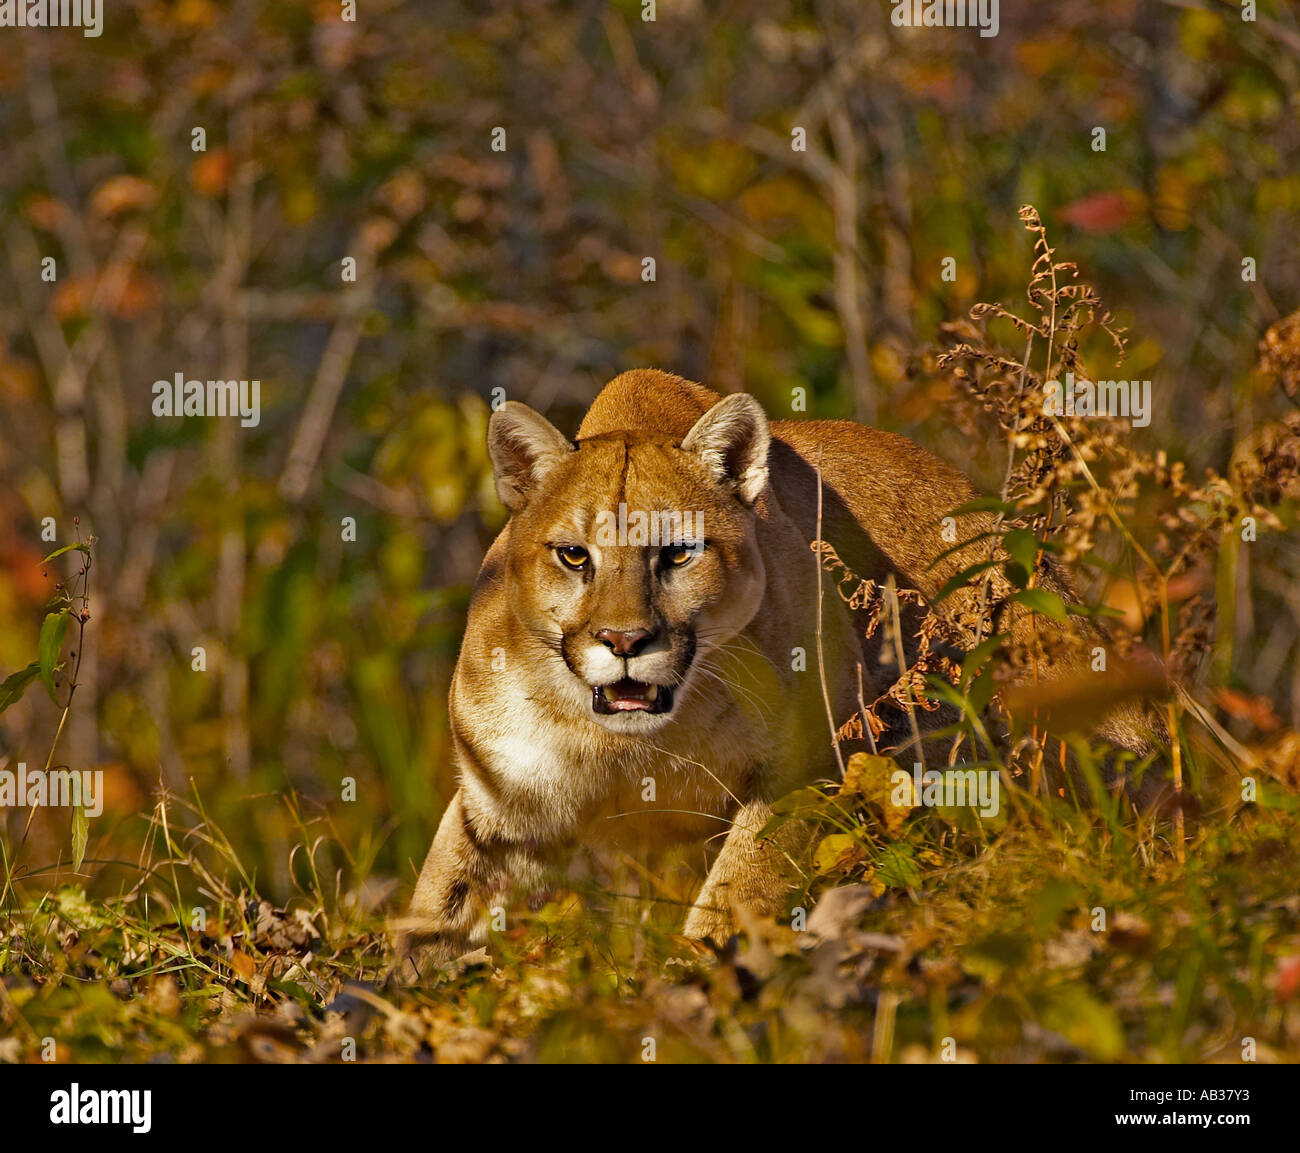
[681,393,771,506]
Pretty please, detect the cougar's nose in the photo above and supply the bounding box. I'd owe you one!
[594,627,655,657]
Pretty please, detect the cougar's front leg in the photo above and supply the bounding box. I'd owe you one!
[392,789,542,980]
[682,797,810,944]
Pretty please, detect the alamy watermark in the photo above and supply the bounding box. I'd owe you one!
[1044,372,1152,428]
[50,1084,150,1133]
[593,503,705,549]
[891,762,1001,817]
[0,762,103,817]
[152,373,261,427]
[0,0,102,37]
[891,0,998,38]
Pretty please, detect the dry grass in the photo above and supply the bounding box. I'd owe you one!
[3,209,1300,1064]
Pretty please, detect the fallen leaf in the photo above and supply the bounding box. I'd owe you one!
[842,752,912,835]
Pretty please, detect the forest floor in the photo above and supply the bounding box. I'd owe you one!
[3,767,1299,1064]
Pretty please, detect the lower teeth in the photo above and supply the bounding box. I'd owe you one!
[600,682,660,705]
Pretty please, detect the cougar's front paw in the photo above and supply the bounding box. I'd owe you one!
[389,921,476,983]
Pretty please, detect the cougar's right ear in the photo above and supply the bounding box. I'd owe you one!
[487,401,575,512]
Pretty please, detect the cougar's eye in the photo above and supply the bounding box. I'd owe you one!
[556,545,590,570]
[662,544,698,568]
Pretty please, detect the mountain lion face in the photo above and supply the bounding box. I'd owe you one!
[489,395,770,734]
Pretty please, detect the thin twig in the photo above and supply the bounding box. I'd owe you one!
[855,662,878,755]
[814,448,847,778]
[885,574,926,772]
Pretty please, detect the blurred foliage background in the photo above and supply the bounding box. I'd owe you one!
[1,0,1298,908]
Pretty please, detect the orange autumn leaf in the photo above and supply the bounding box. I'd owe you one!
[51,275,96,320]
[174,0,219,28]
[22,195,70,232]
[1276,956,1300,1001]
[0,355,39,402]
[191,148,232,197]
[52,269,161,320]
[91,174,157,218]
[108,269,163,317]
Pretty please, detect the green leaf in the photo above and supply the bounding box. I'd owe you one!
[38,612,69,704]
[1009,587,1069,622]
[961,633,1009,686]
[756,786,830,840]
[1039,986,1125,1061]
[41,594,72,616]
[968,664,1000,714]
[72,804,88,872]
[875,843,922,890]
[933,559,1001,604]
[923,676,966,711]
[1066,601,1125,620]
[755,812,792,841]
[1002,528,1040,575]
[769,786,828,814]
[1033,879,1081,937]
[813,832,861,874]
[0,662,41,714]
[41,543,91,564]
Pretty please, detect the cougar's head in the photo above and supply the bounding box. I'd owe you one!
[487,392,770,734]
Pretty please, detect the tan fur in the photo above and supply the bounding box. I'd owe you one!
[394,369,1147,975]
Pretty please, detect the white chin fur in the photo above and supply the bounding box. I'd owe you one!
[590,709,675,734]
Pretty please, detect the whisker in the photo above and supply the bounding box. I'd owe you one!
[691,659,774,721]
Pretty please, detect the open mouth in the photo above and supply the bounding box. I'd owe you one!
[591,678,674,715]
